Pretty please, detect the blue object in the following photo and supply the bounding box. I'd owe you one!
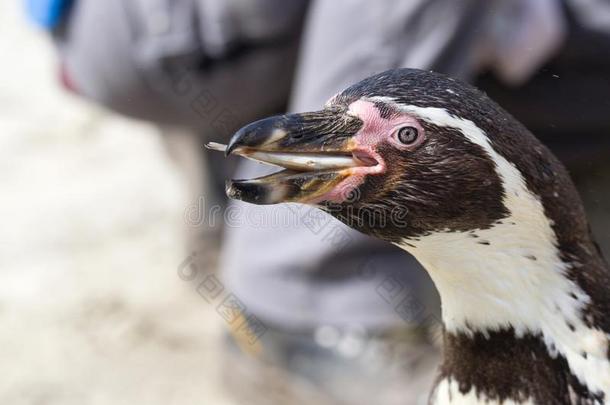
[25,0,74,29]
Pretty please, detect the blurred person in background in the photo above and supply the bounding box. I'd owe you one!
[29,0,610,404]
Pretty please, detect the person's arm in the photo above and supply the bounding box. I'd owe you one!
[49,0,308,136]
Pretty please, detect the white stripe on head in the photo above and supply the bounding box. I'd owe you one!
[368,97,610,397]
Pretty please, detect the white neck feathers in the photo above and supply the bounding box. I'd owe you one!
[367,99,610,397]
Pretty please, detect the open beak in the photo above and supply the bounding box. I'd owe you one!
[206,109,379,205]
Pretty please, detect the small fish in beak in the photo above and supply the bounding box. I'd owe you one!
[206,110,381,205]
[205,142,360,172]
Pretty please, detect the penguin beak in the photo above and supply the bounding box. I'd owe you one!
[209,109,380,205]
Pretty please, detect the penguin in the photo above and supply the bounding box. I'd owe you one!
[209,68,610,404]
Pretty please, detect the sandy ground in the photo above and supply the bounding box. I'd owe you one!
[0,3,235,404]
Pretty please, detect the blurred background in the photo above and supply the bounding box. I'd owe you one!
[2,1,609,404]
[0,2,235,404]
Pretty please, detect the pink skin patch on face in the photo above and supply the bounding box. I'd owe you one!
[313,99,424,204]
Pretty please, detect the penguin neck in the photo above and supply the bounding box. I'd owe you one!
[399,219,610,402]
[400,198,592,337]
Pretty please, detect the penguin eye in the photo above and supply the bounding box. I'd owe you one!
[397,126,419,145]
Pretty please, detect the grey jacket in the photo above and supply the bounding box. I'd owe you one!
[57,0,308,135]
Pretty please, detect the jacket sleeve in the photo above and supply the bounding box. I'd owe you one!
[55,0,308,136]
